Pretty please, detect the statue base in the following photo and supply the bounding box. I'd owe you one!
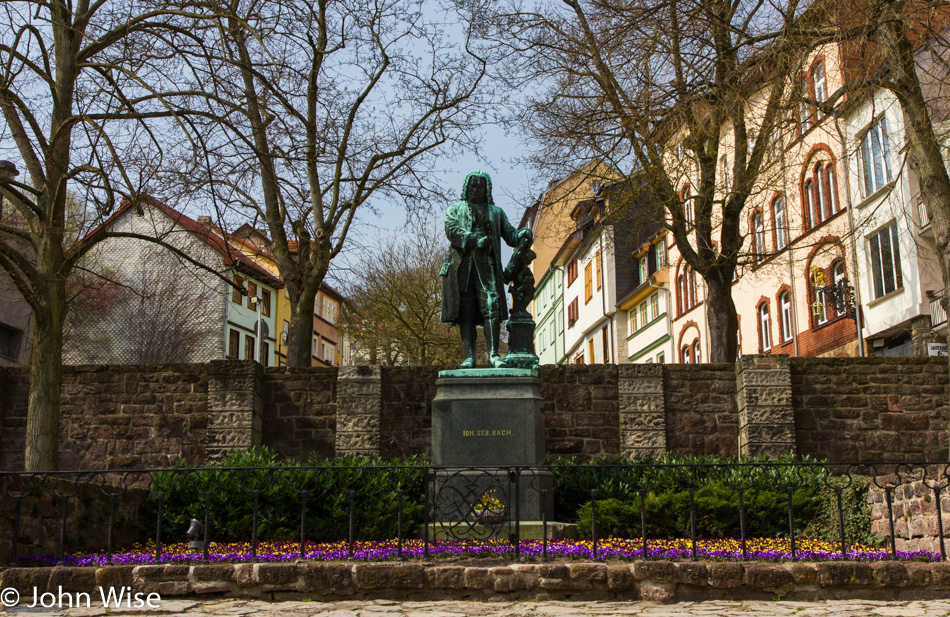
[431,372,552,522]
[505,314,539,370]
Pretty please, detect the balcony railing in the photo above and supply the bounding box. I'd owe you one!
[931,290,947,329]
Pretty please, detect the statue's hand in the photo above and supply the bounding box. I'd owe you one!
[476,236,491,251]
[517,228,533,246]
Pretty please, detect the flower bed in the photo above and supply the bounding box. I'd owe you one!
[17,537,937,567]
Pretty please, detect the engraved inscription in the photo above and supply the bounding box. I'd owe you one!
[462,429,514,437]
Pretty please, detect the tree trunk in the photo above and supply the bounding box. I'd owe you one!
[704,272,739,362]
[287,290,317,367]
[24,282,67,471]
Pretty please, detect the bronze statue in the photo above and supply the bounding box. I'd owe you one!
[440,171,532,368]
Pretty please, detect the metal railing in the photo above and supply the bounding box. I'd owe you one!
[1,461,947,566]
[931,290,947,329]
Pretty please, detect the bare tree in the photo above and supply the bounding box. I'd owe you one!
[483,0,811,361]
[345,223,463,366]
[65,249,218,364]
[0,0,221,470]
[170,0,491,367]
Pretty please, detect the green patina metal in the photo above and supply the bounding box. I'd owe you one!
[440,170,539,370]
[437,367,539,379]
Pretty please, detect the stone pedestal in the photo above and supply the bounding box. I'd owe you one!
[431,369,553,522]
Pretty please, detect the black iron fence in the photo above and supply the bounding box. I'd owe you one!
[1,461,947,566]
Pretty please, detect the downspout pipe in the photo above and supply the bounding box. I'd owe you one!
[834,114,867,357]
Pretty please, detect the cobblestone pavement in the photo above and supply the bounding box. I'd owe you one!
[5,599,950,617]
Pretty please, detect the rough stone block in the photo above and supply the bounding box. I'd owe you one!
[0,568,52,594]
[607,565,633,591]
[96,566,134,590]
[743,563,794,594]
[463,567,491,590]
[639,584,676,602]
[299,563,353,595]
[192,565,235,582]
[675,562,708,586]
[254,563,298,589]
[428,566,464,590]
[709,562,743,588]
[353,563,425,590]
[816,562,873,587]
[786,562,816,584]
[633,560,675,583]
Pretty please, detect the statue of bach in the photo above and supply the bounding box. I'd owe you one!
[440,171,532,368]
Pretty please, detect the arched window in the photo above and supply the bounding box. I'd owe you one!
[692,339,701,364]
[804,159,839,229]
[804,179,817,228]
[689,267,697,307]
[682,345,691,364]
[682,185,693,226]
[833,261,846,316]
[753,211,766,261]
[816,163,829,222]
[779,291,793,342]
[678,266,698,314]
[758,303,772,352]
[678,274,687,314]
[773,196,787,249]
[813,270,828,325]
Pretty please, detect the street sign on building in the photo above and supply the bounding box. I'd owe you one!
[928,343,948,356]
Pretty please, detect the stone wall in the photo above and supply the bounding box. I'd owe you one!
[0,364,209,471]
[262,367,337,462]
[663,364,738,458]
[539,364,620,459]
[4,560,950,603]
[791,357,950,463]
[869,471,950,555]
[1,356,948,470]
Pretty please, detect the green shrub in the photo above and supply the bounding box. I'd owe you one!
[141,448,426,543]
[803,475,883,547]
[575,483,818,539]
[549,452,826,524]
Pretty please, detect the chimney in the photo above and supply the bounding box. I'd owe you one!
[197,216,212,227]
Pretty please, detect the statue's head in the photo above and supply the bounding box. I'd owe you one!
[461,170,494,205]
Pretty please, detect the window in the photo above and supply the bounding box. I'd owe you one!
[833,261,847,316]
[678,266,698,314]
[567,260,578,285]
[639,255,648,284]
[558,309,564,333]
[862,116,892,196]
[602,327,609,363]
[773,196,787,249]
[245,334,255,361]
[799,74,812,133]
[283,320,290,338]
[758,303,771,352]
[574,352,585,365]
[658,238,668,267]
[656,352,665,364]
[323,297,338,324]
[261,289,271,317]
[812,272,828,325]
[720,156,731,194]
[548,279,555,302]
[584,261,593,303]
[868,223,903,299]
[595,250,603,290]
[682,185,693,226]
[630,308,638,332]
[549,321,555,345]
[567,298,579,327]
[650,293,659,320]
[753,211,766,261]
[539,329,545,351]
[813,61,827,118]
[586,336,593,364]
[780,291,792,342]
[323,342,334,364]
[262,342,270,367]
[227,329,239,359]
[232,276,244,304]
[804,162,839,228]
[692,340,701,364]
[247,282,257,310]
[0,324,21,360]
[312,334,320,357]
[682,345,691,364]
[640,302,648,328]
